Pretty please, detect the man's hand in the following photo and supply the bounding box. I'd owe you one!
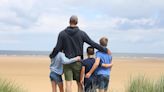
[85,72,91,78]
[107,49,111,55]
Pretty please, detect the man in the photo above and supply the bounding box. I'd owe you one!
[50,15,110,92]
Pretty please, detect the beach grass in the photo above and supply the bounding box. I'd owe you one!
[126,75,164,92]
[0,78,26,92]
[154,76,164,92]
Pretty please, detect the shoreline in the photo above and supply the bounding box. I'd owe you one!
[0,55,164,60]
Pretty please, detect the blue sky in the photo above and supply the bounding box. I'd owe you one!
[0,0,164,54]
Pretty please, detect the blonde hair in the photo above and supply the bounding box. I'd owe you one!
[99,37,108,47]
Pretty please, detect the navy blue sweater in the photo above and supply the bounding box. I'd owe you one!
[49,26,107,59]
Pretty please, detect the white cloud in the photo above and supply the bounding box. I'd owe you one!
[0,0,9,6]
[26,13,69,33]
[0,0,164,53]
[0,0,163,31]
[106,28,164,53]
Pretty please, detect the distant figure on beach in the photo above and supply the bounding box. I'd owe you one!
[49,49,81,92]
[85,37,113,92]
[50,15,111,92]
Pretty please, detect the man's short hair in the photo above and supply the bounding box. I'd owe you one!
[69,15,78,25]
[99,37,108,47]
[87,46,94,55]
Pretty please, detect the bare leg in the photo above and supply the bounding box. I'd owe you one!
[65,81,72,92]
[99,89,104,92]
[58,82,64,92]
[77,81,83,92]
[51,81,57,92]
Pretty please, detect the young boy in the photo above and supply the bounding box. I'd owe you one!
[50,49,81,92]
[85,37,113,92]
[80,46,98,92]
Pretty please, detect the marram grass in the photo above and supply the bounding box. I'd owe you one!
[0,78,26,92]
[126,75,164,92]
[154,76,164,92]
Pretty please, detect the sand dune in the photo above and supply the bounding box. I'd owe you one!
[0,56,164,92]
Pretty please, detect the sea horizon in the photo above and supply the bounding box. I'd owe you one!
[0,50,164,59]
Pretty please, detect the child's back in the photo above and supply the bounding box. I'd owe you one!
[96,51,112,75]
[80,46,97,92]
[96,37,113,92]
[82,58,96,76]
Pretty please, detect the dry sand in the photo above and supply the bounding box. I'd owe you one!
[0,56,164,92]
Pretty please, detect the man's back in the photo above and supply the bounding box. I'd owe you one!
[50,26,107,59]
[60,26,84,58]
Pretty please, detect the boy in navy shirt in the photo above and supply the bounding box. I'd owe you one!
[86,37,113,92]
[80,46,98,92]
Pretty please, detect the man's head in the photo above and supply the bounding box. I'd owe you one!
[87,46,94,56]
[99,37,108,47]
[69,15,78,26]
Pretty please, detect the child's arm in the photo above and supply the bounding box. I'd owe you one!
[85,58,100,78]
[80,66,85,85]
[101,56,113,68]
[60,53,81,64]
[101,63,113,68]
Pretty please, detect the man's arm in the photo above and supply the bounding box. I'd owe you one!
[49,32,63,58]
[82,32,109,53]
[85,58,100,78]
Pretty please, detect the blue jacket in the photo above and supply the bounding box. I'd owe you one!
[50,52,77,75]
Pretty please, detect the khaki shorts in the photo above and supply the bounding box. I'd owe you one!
[63,62,82,82]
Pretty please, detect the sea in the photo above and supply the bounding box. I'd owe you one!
[0,50,164,59]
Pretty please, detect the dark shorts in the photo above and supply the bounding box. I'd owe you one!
[84,76,97,92]
[49,71,63,84]
[96,74,110,90]
[63,62,82,82]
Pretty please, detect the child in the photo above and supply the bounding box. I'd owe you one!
[50,49,81,92]
[80,46,98,92]
[85,37,113,92]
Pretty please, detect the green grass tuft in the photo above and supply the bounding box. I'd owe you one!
[0,78,26,92]
[126,75,164,92]
[154,76,164,92]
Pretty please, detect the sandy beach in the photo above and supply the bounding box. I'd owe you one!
[0,56,164,92]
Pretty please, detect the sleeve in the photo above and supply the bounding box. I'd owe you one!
[96,51,101,58]
[49,32,63,58]
[96,52,102,66]
[81,60,85,66]
[82,31,107,53]
[60,53,77,64]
